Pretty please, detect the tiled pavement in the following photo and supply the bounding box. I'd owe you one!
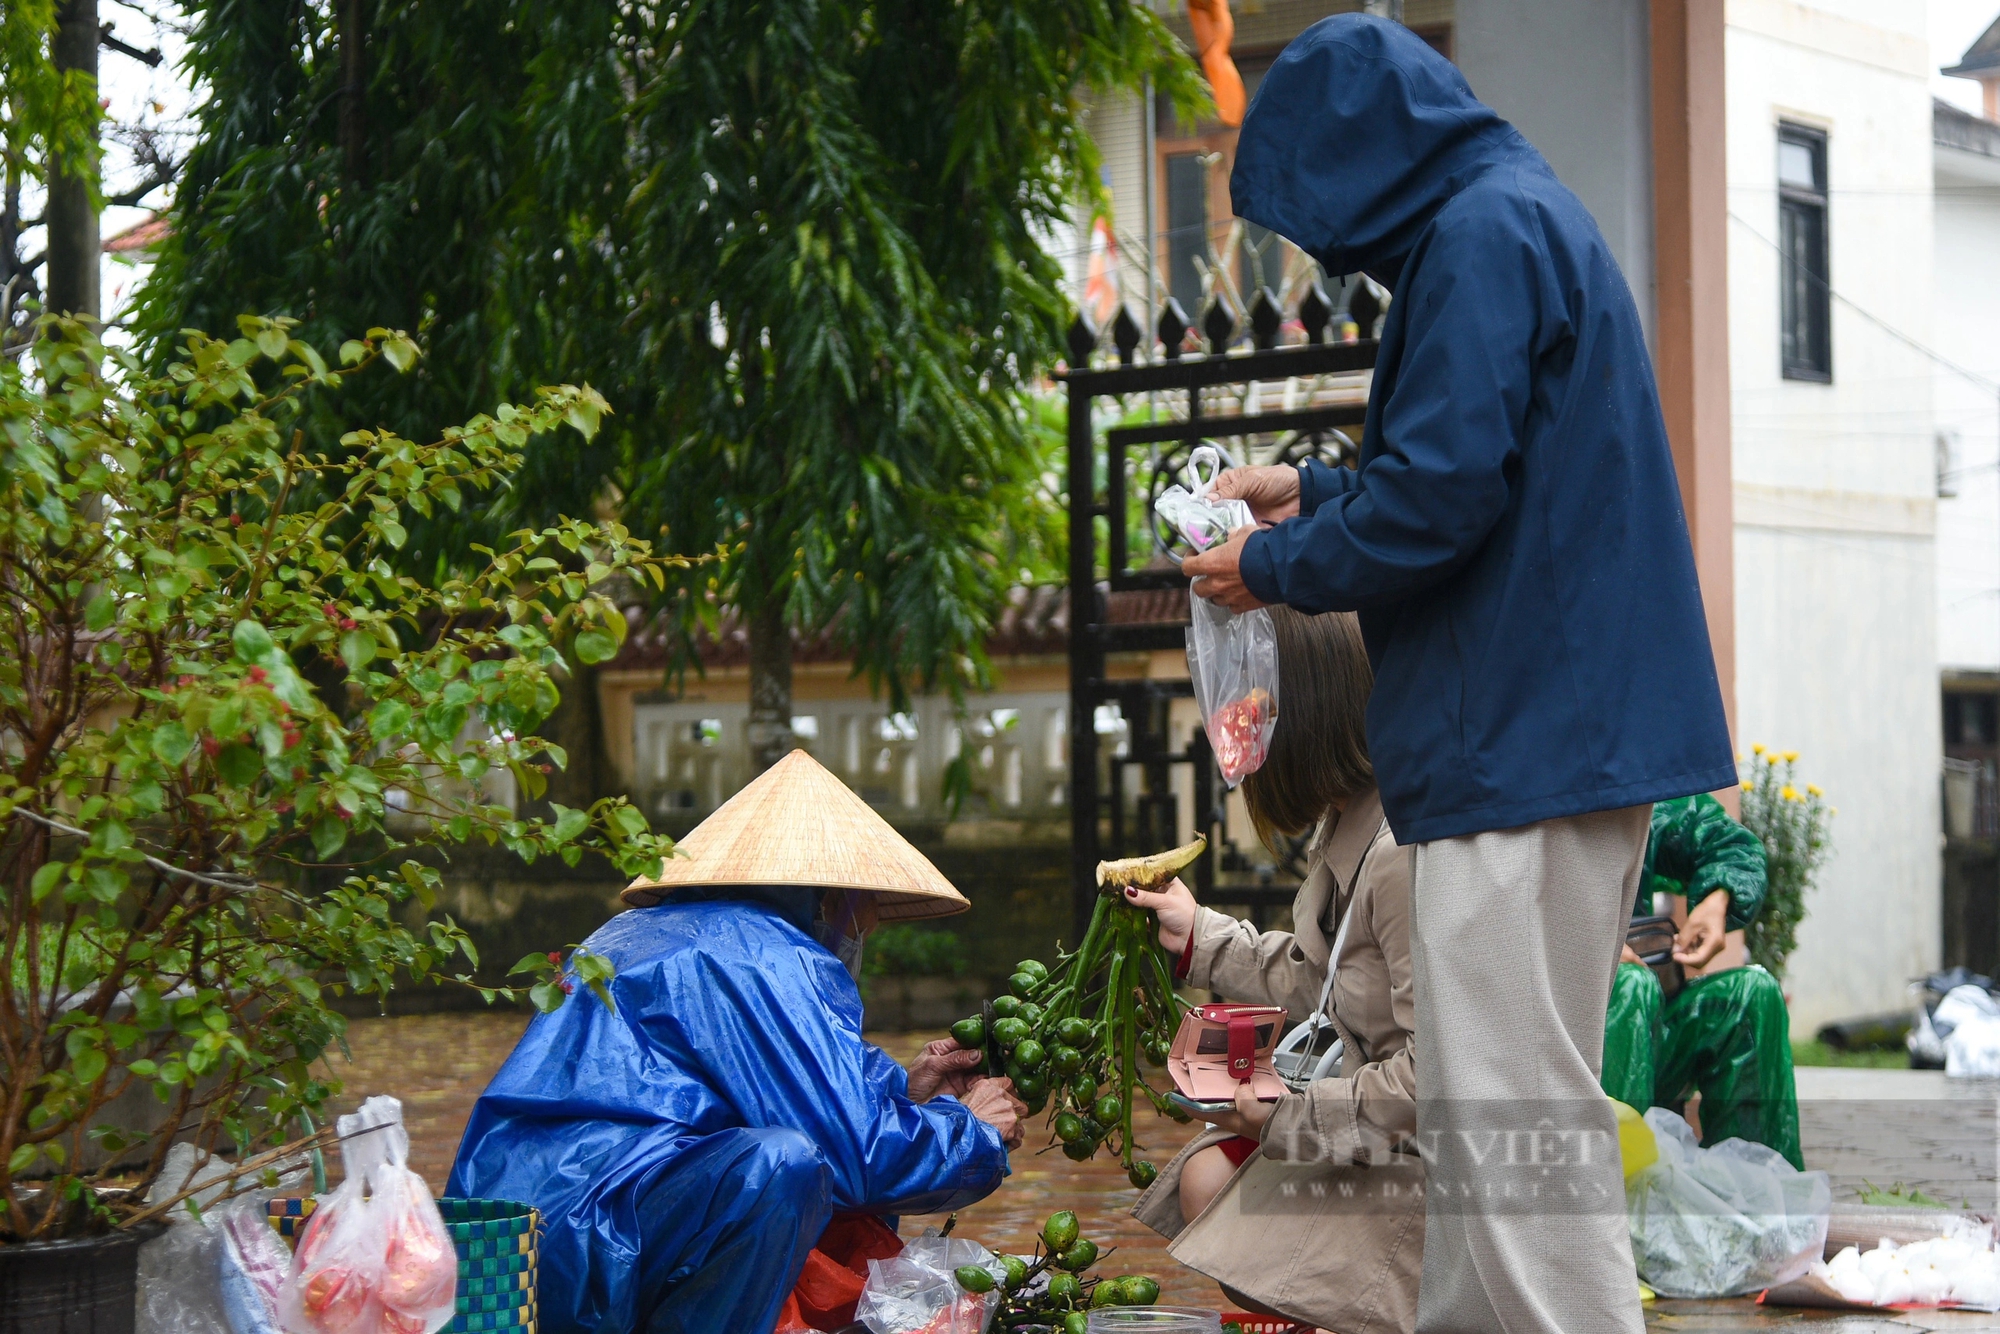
[322,1014,2000,1331]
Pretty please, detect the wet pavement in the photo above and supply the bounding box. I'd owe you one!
[322,1013,2000,1332]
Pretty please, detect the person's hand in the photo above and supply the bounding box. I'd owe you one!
[1182,526,1269,614]
[1206,1083,1279,1141]
[1673,890,1730,968]
[1121,876,1199,955]
[1212,464,1301,525]
[962,1077,1027,1149]
[907,1039,984,1103]
[1620,944,1644,966]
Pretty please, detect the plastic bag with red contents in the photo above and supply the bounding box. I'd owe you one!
[276,1097,456,1334]
[1186,588,1279,787]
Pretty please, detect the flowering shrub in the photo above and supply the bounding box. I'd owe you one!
[0,316,675,1239]
[1739,745,1833,977]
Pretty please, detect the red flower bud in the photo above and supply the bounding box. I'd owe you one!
[200,737,221,759]
[248,666,268,683]
[340,618,358,631]
[547,950,562,965]
[230,514,243,527]
[282,728,301,750]
[559,978,575,995]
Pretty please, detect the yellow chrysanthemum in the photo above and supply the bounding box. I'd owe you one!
[1740,780,1754,791]
[1807,783,1823,797]
[1783,750,1799,763]
[1781,784,1801,802]
[1765,753,1780,765]
[1751,743,1766,755]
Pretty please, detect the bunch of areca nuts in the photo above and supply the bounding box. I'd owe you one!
[950,838,1208,1188]
[952,1210,1162,1330]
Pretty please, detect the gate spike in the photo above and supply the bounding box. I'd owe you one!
[1299,280,1333,344]
[1248,287,1283,350]
[1066,311,1099,367]
[1111,304,1143,365]
[1156,298,1191,360]
[1347,279,1382,340]
[1200,298,1236,353]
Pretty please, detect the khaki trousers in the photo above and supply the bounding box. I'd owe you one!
[1409,805,1650,1334]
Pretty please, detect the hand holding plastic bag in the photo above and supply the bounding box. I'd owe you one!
[1154,445,1252,561]
[278,1097,456,1334]
[855,1235,1006,1334]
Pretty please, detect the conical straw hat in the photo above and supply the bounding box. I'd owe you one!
[621,749,970,921]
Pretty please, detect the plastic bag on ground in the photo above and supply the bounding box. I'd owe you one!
[1625,1107,1830,1298]
[277,1096,457,1334]
[855,1235,1005,1334]
[1813,1220,2000,1310]
[1153,445,1252,561]
[1186,590,1278,787]
[137,1142,304,1334]
[1931,984,2000,1076]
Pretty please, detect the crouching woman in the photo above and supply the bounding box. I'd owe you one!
[1127,608,1423,1334]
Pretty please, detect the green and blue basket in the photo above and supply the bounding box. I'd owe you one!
[269,1195,540,1334]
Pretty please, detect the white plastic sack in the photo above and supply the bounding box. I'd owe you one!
[1932,985,2000,1077]
[277,1096,456,1334]
[1626,1108,1831,1298]
[1153,445,1252,561]
[856,1235,1006,1334]
[1815,1222,2000,1310]
[1186,591,1278,788]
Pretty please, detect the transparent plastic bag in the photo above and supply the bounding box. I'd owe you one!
[855,1235,1005,1334]
[1153,445,1252,562]
[1186,590,1278,787]
[277,1097,456,1334]
[138,1142,304,1334]
[1626,1108,1830,1298]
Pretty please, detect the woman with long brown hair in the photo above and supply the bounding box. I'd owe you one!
[1126,606,1422,1334]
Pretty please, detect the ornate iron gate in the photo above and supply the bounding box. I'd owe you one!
[1062,287,1380,939]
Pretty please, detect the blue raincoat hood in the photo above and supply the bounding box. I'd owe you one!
[1230,16,1536,279]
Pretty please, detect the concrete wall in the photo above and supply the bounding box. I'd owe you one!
[1726,0,1940,1031]
[1934,142,2000,669]
[1454,0,1657,341]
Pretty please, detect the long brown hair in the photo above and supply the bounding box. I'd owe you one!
[1240,606,1374,854]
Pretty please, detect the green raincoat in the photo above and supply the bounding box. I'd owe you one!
[1601,794,1801,1168]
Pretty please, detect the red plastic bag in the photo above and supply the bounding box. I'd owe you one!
[778,1214,905,1333]
[277,1097,456,1334]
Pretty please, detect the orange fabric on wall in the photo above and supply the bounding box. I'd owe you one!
[1187,0,1246,127]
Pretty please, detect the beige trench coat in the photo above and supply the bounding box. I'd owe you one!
[1131,788,1425,1334]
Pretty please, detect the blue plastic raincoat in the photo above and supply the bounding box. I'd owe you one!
[447,894,1009,1334]
[1230,16,1736,844]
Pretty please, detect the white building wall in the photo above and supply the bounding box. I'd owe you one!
[1726,0,1940,1031]
[1454,0,1656,341]
[1934,144,2000,670]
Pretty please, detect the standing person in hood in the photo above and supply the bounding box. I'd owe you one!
[1179,15,1735,1334]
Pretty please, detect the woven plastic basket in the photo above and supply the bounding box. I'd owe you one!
[1220,1315,1315,1334]
[269,1195,540,1334]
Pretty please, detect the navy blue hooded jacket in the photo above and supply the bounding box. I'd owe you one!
[1232,16,1735,843]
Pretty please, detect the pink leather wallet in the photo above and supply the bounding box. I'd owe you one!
[1168,1003,1289,1103]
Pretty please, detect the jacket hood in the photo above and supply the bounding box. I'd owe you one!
[1229,15,1539,277]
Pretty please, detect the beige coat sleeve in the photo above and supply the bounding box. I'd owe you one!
[1182,905,1327,1020]
[1259,841,1417,1166]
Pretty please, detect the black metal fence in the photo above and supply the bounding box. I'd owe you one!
[1061,284,1380,938]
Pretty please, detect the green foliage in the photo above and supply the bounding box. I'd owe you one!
[1790,1040,1907,1070]
[138,0,1201,709]
[1739,747,1833,978]
[0,0,103,348]
[862,925,971,980]
[0,314,680,1239]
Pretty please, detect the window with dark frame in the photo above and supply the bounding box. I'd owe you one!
[1778,124,1831,381]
